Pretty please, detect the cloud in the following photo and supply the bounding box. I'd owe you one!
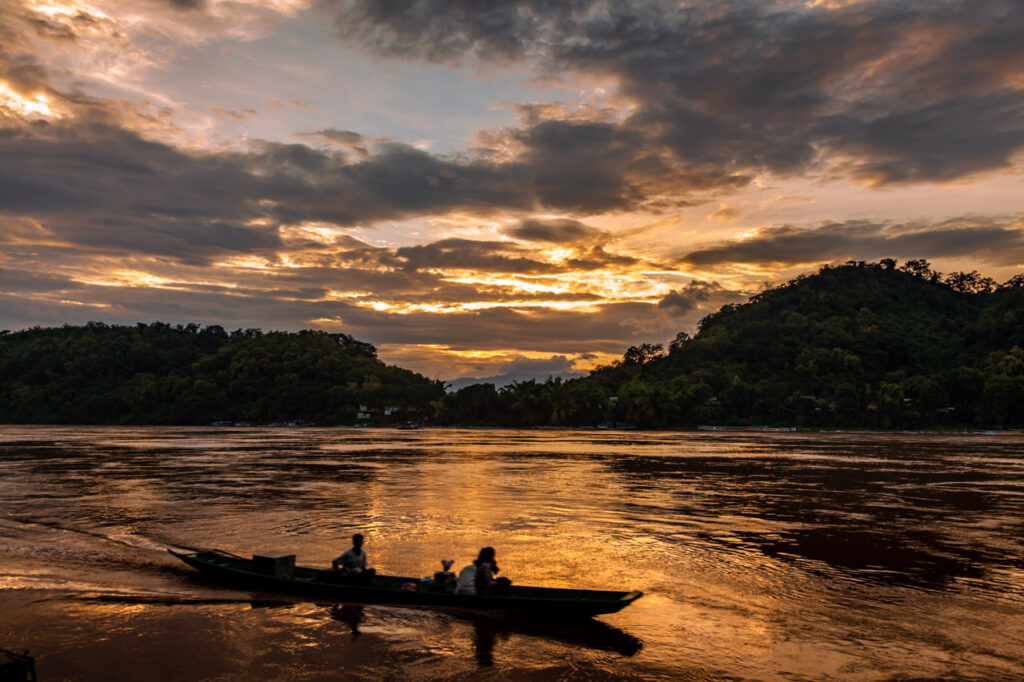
[0,281,677,353]
[296,128,370,158]
[323,0,609,64]
[506,119,653,210]
[331,301,679,351]
[371,236,645,275]
[4,0,1022,384]
[507,218,605,244]
[0,268,82,294]
[0,212,668,341]
[445,354,585,389]
[680,217,1024,268]
[394,238,558,274]
[707,204,741,222]
[269,99,316,112]
[0,16,783,265]
[0,116,284,263]
[262,141,533,223]
[209,107,257,120]
[658,280,722,314]
[322,0,1024,186]
[495,355,577,375]
[2,0,309,77]
[0,99,704,264]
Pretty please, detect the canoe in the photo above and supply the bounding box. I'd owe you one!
[0,648,36,682]
[169,550,642,618]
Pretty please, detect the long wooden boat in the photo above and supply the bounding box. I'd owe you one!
[0,648,36,682]
[169,550,642,618]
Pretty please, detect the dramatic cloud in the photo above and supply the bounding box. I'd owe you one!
[0,277,684,370]
[0,120,280,264]
[0,103,695,265]
[680,218,1024,268]
[507,218,605,244]
[0,268,83,294]
[0,107,714,267]
[2,0,1022,381]
[658,280,723,314]
[324,0,1024,185]
[394,238,558,274]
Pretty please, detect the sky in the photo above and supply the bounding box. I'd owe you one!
[1,0,1022,383]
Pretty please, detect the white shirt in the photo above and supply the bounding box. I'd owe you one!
[334,547,367,573]
[454,564,477,594]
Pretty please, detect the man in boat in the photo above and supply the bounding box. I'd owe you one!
[332,533,375,585]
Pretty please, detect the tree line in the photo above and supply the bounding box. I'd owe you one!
[5,259,1024,429]
[0,323,443,425]
[435,260,1024,429]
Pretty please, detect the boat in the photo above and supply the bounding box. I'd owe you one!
[0,648,36,682]
[169,550,642,619]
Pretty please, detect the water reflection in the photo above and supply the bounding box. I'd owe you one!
[467,613,642,663]
[329,603,364,637]
[607,442,1023,591]
[1,426,1023,679]
[326,601,642,666]
[735,527,989,589]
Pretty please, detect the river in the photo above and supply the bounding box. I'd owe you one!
[1,426,1023,680]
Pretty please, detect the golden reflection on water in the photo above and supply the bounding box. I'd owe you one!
[1,427,1024,679]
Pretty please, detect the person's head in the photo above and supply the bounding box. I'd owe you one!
[352,533,364,549]
[476,547,495,564]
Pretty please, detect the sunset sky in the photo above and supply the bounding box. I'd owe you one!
[1,0,1022,382]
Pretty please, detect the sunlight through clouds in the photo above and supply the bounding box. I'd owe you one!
[0,81,56,118]
[1,0,1023,380]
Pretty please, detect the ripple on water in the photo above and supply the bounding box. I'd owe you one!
[2,426,1024,680]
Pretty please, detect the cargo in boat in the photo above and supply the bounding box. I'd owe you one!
[169,550,642,619]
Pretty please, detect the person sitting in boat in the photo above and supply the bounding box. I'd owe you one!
[455,547,511,596]
[332,533,375,584]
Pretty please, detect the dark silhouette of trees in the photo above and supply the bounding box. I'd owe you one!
[623,343,665,365]
[7,260,1024,429]
[436,259,1024,429]
[945,271,996,294]
[0,323,442,425]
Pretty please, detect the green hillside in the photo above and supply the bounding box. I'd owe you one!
[0,323,443,425]
[5,260,1024,429]
[438,260,1024,429]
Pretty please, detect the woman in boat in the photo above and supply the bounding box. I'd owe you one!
[471,547,511,596]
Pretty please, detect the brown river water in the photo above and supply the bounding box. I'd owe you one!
[1,426,1023,680]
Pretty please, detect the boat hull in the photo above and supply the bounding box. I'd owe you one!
[170,550,641,618]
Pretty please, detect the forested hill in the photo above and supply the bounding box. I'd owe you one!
[0,324,444,425]
[6,261,1024,428]
[437,260,1024,429]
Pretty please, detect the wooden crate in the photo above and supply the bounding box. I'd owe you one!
[252,552,296,579]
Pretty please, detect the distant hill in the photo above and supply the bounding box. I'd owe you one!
[445,370,585,392]
[0,323,444,425]
[436,260,1024,429]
